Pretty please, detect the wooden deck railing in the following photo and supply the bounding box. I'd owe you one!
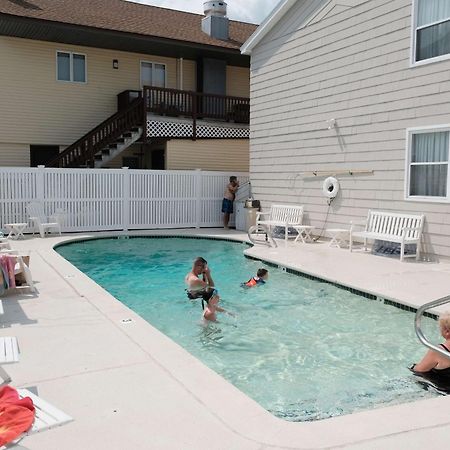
[48,96,144,168]
[143,86,250,127]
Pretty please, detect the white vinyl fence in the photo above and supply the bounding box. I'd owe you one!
[0,167,249,233]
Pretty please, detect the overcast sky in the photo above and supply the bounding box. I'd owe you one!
[128,0,280,24]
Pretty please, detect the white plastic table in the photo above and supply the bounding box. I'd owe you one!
[327,228,350,248]
[293,225,315,243]
[4,222,27,240]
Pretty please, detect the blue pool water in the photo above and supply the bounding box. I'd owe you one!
[57,237,441,421]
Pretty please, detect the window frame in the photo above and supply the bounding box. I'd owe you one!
[405,124,450,203]
[140,60,167,88]
[411,0,450,66]
[56,51,87,83]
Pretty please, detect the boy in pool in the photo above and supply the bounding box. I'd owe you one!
[242,268,269,288]
[201,288,233,322]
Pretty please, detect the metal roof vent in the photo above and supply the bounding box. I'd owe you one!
[202,1,229,40]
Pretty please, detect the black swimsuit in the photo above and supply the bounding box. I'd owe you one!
[186,289,207,300]
[412,344,450,393]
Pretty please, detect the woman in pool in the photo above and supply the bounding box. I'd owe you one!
[411,312,450,392]
[201,288,233,322]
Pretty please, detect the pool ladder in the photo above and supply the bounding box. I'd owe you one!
[415,295,450,360]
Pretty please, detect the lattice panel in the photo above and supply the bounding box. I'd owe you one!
[147,120,249,139]
[147,120,193,138]
[196,125,249,138]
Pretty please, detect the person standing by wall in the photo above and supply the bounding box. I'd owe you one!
[222,176,239,229]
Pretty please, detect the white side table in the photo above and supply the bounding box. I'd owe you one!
[4,223,28,240]
[327,228,350,248]
[293,225,315,243]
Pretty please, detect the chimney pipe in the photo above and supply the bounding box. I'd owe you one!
[202,1,229,40]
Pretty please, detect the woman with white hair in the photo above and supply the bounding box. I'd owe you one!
[411,312,450,392]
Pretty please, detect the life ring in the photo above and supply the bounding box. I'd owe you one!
[322,177,340,199]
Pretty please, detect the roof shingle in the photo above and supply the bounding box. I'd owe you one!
[0,0,257,50]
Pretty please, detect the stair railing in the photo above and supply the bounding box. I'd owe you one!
[48,97,144,168]
[415,295,450,360]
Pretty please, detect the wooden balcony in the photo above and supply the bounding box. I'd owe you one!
[142,86,250,126]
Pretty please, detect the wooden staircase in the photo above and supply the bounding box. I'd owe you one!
[48,97,144,168]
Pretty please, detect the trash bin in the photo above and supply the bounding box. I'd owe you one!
[235,202,246,231]
[245,207,258,231]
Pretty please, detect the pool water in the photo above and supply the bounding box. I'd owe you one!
[57,237,441,421]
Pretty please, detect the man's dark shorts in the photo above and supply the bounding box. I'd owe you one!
[222,198,233,214]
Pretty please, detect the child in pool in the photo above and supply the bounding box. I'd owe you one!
[242,268,269,287]
[202,288,233,322]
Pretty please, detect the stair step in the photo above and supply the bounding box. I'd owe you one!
[116,138,125,144]
[102,148,110,155]
[131,127,140,133]
[123,132,132,138]
[94,154,103,161]
[109,144,118,149]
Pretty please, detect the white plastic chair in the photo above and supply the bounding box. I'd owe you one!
[0,252,36,293]
[26,202,61,238]
[0,336,20,385]
[14,256,36,293]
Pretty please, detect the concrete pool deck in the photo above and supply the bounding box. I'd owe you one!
[1,229,450,449]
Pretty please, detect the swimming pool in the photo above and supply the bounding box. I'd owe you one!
[56,236,440,421]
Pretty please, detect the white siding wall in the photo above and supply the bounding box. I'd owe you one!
[249,0,450,257]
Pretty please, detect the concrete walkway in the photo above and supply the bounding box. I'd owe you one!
[1,230,450,450]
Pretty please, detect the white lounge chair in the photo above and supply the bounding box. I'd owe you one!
[17,389,73,435]
[0,336,20,386]
[26,202,61,238]
[0,389,73,448]
[0,253,36,293]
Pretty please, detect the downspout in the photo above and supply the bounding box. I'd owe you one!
[179,57,184,90]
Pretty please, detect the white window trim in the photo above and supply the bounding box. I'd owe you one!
[410,0,450,67]
[140,60,167,88]
[405,124,450,203]
[56,51,87,84]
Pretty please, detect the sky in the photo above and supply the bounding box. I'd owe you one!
[128,0,280,24]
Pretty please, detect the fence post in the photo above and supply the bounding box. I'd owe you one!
[36,165,45,204]
[195,169,202,228]
[122,167,130,232]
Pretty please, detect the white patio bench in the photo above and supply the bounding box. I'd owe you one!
[256,204,304,243]
[350,210,425,262]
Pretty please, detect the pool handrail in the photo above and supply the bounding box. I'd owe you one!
[414,295,450,360]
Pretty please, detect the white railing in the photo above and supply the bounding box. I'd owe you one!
[0,167,249,232]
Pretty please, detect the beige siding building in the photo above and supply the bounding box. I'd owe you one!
[0,0,254,171]
[242,0,450,257]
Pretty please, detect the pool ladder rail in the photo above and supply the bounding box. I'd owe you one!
[247,224,278,248]
[415,295,450,361]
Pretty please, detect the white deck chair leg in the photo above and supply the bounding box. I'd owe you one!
[400,241,405,262]
[0,366,12,385]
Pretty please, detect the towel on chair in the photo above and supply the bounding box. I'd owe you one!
[0,385,35,446]
[0,255,16,289]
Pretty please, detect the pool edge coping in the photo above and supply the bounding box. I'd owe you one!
[33,230,450,448]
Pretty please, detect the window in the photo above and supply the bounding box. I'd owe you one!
[57,51,86,82]
[140,61,166,88]
[30,145,60,167]
[407,128,449,200]
[414,0,450,63]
